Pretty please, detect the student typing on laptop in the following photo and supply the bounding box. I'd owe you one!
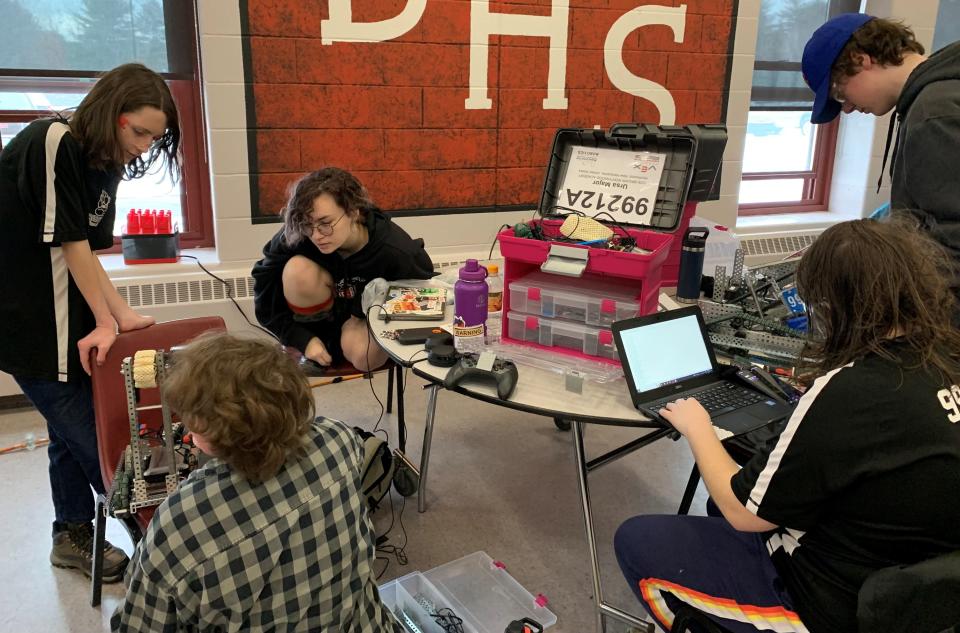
[614,218,960,633]
[613,306,792,440]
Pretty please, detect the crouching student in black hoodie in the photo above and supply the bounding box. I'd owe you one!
[253,168,435,372]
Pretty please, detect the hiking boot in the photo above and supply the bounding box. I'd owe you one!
[50,522,129,583]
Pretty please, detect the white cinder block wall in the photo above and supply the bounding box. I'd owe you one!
[0,0,945,397]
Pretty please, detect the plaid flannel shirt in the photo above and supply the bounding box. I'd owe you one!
[111,417,400,632]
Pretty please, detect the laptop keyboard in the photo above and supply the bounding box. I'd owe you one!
[648,382,765,416]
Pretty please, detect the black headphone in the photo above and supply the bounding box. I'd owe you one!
[425,332,458,367]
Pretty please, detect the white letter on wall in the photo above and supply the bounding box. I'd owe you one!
[321,0,427,44]
[604,4,687,124]
[466,0,570,110]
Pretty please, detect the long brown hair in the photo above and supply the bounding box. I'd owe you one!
[164,333,314,483]
[282,167,374,247]
[69,63,181,179]
[796,217,960,385]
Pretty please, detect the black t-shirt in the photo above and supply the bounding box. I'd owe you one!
[0,118,119,382]
[731,344,960,633]
[251,209,436,353]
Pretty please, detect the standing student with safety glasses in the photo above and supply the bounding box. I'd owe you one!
[801,13,960,319]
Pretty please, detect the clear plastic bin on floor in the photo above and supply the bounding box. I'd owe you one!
[380,551,556,633]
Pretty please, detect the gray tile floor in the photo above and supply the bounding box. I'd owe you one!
[0,370,707,632]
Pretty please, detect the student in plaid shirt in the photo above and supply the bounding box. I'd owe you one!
[111,333,400,632]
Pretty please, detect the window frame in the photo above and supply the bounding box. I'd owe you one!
[739,0,858,216]
[738,114,839,216]
[0,2,211,250]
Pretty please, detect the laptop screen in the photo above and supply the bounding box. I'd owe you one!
[618,311,714,393]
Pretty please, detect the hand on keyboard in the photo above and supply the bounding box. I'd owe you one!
[658,397,712,439]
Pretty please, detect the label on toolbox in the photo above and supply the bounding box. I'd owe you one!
[559,146,665,225]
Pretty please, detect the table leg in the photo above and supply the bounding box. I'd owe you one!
[678,463,701,515]
[396,365,406,453]
[418,384,440,513]
[386,364,394,413]
[572,420,653,633]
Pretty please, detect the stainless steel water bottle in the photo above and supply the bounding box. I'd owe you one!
[677,226,709,304]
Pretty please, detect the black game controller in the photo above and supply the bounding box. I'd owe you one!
[443,353,518,400]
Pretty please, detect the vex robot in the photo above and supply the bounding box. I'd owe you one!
[699,248,808,368]
[109,348,199,518]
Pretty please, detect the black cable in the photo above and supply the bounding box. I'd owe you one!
[431,608,465,633]
[487,223,511,261]
[589,210,635,241]
[354,300,408,580]
[362,303,420,581]
[535,207,638,254]
[363,304,389,437]
[402,349,430,397]
[177,255,280,341]
[374,490,409,580]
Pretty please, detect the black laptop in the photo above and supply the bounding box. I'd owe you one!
[612,305,792,437]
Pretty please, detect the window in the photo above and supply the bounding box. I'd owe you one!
[933,0,960,52]
[0,0,211,248]
[739,0,856,215]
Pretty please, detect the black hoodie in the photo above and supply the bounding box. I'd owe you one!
[252,209,435,352]
[888,41,960,288]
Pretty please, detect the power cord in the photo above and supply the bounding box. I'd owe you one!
[487,223,511,261]
[403,349,430,395]
[430,608,465,633]
[374,492,409,580]
[177,255,280,341]
[363,303,389,437]
[363,302,411,579]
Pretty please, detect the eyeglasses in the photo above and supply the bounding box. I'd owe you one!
[830,81,847,104]
[300,212,345,236]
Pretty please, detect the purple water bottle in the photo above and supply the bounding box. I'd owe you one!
[453,259,489,353]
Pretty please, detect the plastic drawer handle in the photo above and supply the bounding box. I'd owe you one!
[527,287,541,301]
[525,316,539,330]
[600,298,616,314]
[598,330,613,346]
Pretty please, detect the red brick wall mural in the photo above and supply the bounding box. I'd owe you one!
[241,0,736,220]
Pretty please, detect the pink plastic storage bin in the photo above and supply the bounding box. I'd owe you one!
[498,219,672,312]
[506,312,619,362]
[498,221,671,364]
[496,123,727,362]
[508,270,644,327]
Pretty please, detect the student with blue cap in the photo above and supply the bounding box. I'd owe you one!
[802,14,960,314]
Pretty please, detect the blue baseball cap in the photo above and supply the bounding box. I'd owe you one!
[802,13,875,123]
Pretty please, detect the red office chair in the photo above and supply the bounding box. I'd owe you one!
[89,317,226,606]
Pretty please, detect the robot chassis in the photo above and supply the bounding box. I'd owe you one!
[108,349,196,518]
[698,249,807,366]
